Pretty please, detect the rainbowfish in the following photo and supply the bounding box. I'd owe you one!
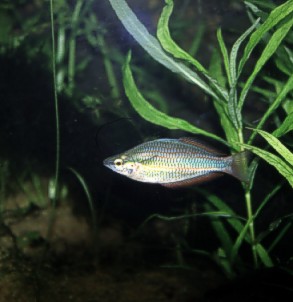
[103,138,248,188]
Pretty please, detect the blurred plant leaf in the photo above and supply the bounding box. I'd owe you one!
[273,112,293,137]
[189,23,205,58]
[122,52,226,144]
[255,243,274,267]
[239,0,293,74]
[196,188,246,238]
[282,98,293,115]
[0,11,12,46]
[269,221,292,252]
[204,203,234,259]
[239,15,293,111]
[197,187,273,265]
[249,72,293,143]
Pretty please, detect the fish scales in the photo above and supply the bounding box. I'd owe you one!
[103,138,248,187]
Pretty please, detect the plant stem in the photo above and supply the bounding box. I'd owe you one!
[68,0,83,95]
[238,128,258,268]
[94,20,120,100]
[56,11,66,92]
[50,0,60,207]
[244,189,258,268]
[38,0,61,267]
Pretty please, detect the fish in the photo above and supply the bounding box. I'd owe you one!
[103,138,249,188]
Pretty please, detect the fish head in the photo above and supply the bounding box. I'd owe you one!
[103,154,139,178]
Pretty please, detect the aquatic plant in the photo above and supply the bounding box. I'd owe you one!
[0,0,125,120]
[0,0,103,257]
[108,0,293,276]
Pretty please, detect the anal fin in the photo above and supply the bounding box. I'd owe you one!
[161,172,223,188]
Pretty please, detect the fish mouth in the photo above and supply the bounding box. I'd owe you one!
[103,157,114,167]
[103,157,118,172]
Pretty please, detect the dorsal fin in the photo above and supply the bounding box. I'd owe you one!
[161,172,224,188]
[179,137,226,156]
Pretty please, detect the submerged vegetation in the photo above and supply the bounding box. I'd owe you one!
[109,0,293,276]
[0,0,292,300]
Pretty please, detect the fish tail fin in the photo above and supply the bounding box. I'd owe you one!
[228,151,250,183]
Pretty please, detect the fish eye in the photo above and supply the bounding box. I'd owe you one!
[114,159,123,166]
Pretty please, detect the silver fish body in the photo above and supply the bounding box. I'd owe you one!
[103,138,248,188]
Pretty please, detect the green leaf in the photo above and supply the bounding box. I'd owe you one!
[156,0,227,102]
[273,112,293,137]
[157,0,207,74]
[204,204,234,259]
[197,187,274,265]
[189,23,205,57]
[209,49,239,148]
[68,167,97,230]
[283,98,293,114]
[227,18,260,130]
[240,143,293,187]
[108,0,217,98]
[248,72,293,143]
[230,18,260,83]
[255,182,283,219]
[216,28,231,87]
[122,53,227,144]
[251,129,293,165]
[239,15,293,111]
[245,1,270,21]
[196,188,246,237]
[231,183,282,264]
[255,244,274,267]
[230,217,251,263]
[239,0,293,74]
[269,221,292,252]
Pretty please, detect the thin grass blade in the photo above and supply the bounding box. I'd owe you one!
[216,28,231,87]
[248,72,293,143]
[204,203,234,259]
[68,167,97,230]
[273,112,293,137]
[239,0,293,74]
[268,221,292,252]
[196,188,246,235]
[239,16,293,111]
[255,243,274,267]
